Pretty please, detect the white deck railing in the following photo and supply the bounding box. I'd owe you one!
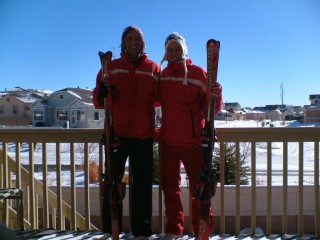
[0,127,319,237]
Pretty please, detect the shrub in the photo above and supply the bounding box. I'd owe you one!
[212,142,250,185]
[153,143,160,184]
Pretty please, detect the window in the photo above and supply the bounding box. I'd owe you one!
[0,105,4,114]
[76,108,85,121]
[56,109,67,120]
[59,94,64,100]
[94,110,100,121]
[34,109,43,121]
[12,105,18,115]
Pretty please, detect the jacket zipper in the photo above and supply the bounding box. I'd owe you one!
[148,103,152,129]
[190,111,195,138]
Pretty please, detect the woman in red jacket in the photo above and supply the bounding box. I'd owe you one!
[93,25,159,238]
[159,32,222,238]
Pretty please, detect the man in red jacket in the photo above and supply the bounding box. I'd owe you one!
[93,25,159,238]
[159,32,222,238]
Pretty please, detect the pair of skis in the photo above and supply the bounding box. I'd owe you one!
[99,51,121,240]
[197,39,220,240]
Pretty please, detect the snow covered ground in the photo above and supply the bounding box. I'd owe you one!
[5,120,320,187]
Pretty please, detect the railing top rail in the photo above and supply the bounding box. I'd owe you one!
[216,127,320,142]
[0,127,319,142]
[0,128,103,142]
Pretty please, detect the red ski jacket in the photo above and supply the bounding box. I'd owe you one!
[159,59,222,147]
[93,52,160,139]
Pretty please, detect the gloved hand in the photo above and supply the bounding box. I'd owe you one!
[98,82,109,105]
[211,82,222,97]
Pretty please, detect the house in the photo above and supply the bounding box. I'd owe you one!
[31,87,104,128]
[225,102,241,111]
[214,102,239,121]
[304,105,320,122]
[221,102,245,121]
[309,94,320,105]
[0,87,48,126]
[293,106,303,116]
[242,107,265,121]
[228,108,246,120]
[265,104,285,121]
[303,94,320,123]
[215,110,230,121]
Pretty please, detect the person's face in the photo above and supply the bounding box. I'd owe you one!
[166,41,183,63]
[123,30,143,58]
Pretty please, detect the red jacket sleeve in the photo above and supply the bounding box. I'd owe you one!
[92,69,104,109]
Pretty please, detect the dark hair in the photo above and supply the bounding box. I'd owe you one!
[121,25,145,53]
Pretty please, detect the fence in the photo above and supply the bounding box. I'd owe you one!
[0,127,319,237]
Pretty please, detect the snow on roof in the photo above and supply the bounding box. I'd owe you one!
[243,108,264,113]
[0,92,9,97]
[35,89,53,96]
[56,87,93,104]
[6,87,27,92]
[68,90,82,99]
[16,95,39,103]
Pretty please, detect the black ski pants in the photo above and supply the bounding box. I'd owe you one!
[102,137,153,237]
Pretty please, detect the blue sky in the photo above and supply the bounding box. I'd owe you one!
[0,0,319,108]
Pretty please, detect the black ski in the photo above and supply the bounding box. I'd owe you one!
[197,39,220,239]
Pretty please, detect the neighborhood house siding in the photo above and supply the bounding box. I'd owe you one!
[47,92,74,107]
[0,95,33,125]
[30,88,101,128]
[304,108,320,123]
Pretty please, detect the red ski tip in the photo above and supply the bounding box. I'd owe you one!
[207,39,220,49]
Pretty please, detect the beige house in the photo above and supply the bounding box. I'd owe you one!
[304,105,320,123]
[303,94,320,123]
[242,108,265,121]
[0,87,48,126]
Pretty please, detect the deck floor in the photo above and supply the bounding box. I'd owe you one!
[13,229,317,240]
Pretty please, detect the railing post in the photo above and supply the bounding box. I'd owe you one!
[250,141,257,235]
[314,142,320,238]
[266,141,272,234]
[56,143,63,229]
[70,143,77,230]
[29,142,36,228]
[282,141,288,233]
[235,142,240,235]
[219,142,225,234]
[84,142,91,230]
[42,142,49,228]
[2,143,9,225]
[298,142,304,235]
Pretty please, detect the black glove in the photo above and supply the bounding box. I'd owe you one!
[98,82,109,105]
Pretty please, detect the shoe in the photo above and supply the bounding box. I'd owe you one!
[164,234,182,240]
[135,235,158,240]
[135,236,149,240]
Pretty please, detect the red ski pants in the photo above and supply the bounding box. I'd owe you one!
[160,142,214,236]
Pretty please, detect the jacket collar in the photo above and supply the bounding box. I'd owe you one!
[121,52,148,64]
